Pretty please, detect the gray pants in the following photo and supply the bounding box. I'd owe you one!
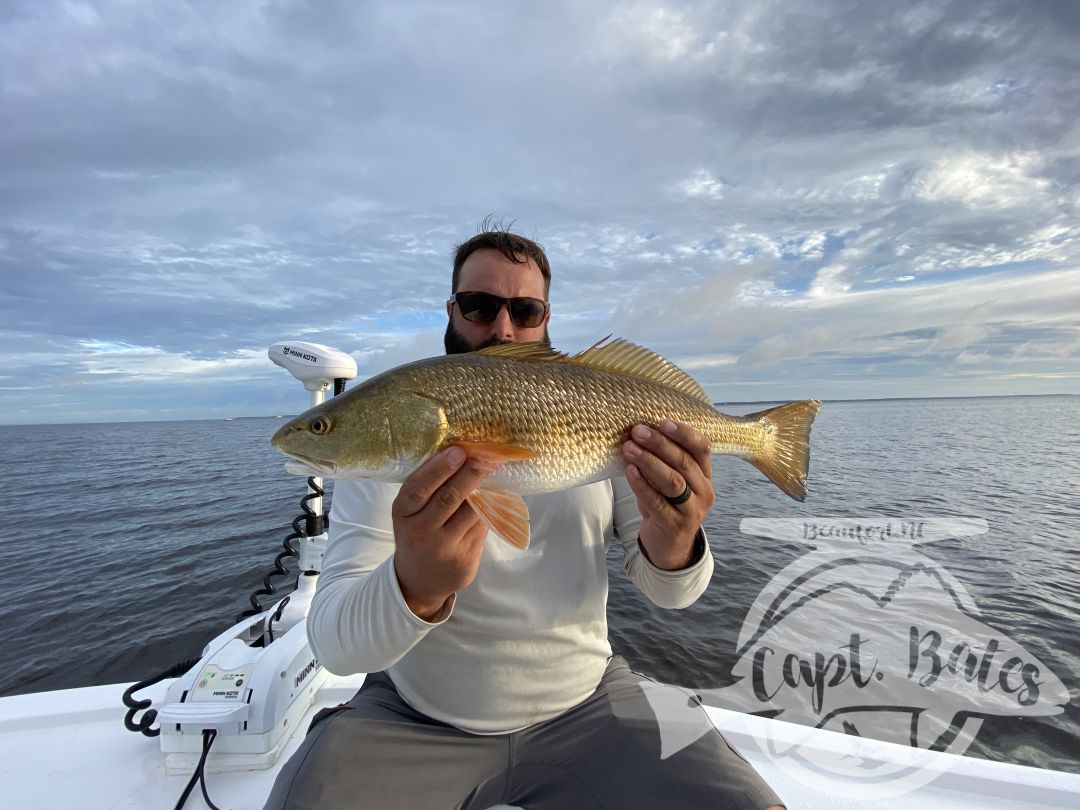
[264,658,784,810]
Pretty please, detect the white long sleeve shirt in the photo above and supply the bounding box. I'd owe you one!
[307,476,713,734]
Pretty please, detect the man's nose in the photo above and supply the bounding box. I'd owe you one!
[490,303,515,340]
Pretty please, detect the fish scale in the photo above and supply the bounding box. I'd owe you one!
[425,355,741,494]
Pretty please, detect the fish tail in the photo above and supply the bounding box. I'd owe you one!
[739,400,822,501]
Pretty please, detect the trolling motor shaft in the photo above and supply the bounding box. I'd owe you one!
[269,341,358,532]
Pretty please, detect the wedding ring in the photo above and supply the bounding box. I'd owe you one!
[665,484,692,506]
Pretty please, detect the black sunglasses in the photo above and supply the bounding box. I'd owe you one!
[448,291,549,329]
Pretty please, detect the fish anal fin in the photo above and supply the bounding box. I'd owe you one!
[570,338,711,403]
[450,440,536,464]
[467,487,531,550]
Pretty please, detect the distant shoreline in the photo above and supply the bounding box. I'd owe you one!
[0,392,1074,427]
[714,392,1077,406]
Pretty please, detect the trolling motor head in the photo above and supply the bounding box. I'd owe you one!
[268,341,358,392]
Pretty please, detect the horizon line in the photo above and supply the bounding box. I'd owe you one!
[0,392,1073,428]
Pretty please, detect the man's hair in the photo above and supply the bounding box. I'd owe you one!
[451,218,551,297]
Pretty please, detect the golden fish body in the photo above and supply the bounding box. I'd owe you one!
[272,339,821,548]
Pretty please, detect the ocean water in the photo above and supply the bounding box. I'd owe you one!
[0,396,1077,775]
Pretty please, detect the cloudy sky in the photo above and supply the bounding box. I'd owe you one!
[3,0,1079,424]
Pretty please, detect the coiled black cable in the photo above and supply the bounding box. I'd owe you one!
[238,378,346,623]
[266,595,291,644]
[236,477,324,622]
[122,657,202,737]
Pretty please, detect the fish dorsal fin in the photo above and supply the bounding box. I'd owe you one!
[473,338,710,402]
[569,338,711,403]
[472,342,567,362]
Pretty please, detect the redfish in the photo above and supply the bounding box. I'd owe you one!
[272,339,821,550]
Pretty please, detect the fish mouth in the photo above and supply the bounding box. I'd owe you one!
[282,453,338,478]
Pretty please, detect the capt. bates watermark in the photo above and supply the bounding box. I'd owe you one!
[638,517,1071,799]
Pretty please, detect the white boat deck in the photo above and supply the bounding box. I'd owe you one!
[2,676,1078,809]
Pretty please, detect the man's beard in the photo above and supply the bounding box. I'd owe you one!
[444,320,552,355]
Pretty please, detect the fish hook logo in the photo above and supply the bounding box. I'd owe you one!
[638,517,1071,799]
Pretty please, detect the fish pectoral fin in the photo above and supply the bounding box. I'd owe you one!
[450,440,536,463]
[466,487,531,550]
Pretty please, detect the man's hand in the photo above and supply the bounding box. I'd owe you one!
[621,420,714,570]
[392,446,497,621]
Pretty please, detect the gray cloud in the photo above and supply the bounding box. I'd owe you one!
[1,0,1078,422]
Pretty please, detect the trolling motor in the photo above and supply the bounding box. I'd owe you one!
[265,342,358,558]
[147,341,357,777]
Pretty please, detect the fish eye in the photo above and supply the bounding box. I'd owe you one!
[309,416,332,435]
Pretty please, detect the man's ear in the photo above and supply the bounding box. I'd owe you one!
[446,300,453,318]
